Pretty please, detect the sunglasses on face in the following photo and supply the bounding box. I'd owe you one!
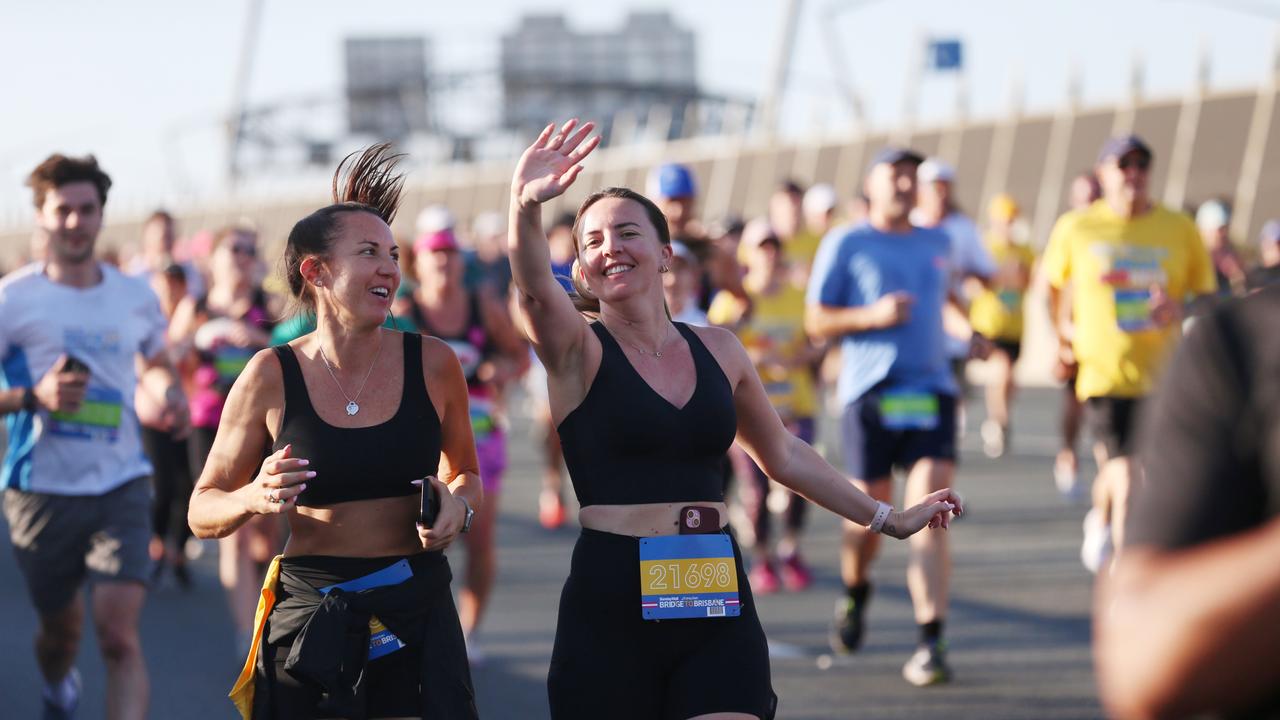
[1116,155,1151,172]
[231,244,257,258]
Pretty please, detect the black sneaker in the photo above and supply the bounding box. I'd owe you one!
[828,590,870,654]
[902,641,952,687]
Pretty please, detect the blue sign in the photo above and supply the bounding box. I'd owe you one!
[927,39,963,72]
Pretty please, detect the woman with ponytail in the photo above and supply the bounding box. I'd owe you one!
[189,144,481,719]
[510,121,964,720]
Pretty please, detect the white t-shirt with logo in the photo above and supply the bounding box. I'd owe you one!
[0,262,167,495]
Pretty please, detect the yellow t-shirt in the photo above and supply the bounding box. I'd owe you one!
[969,235,1036,342]
[785,230,824,270]
[1043,200,1215,400]
[707,284,816,419]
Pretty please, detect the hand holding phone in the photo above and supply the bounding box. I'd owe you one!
[414,478,441,527]
[34,354,90,414]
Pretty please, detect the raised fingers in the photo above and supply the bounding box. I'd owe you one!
[533,123,555,149]
[560,121,596,156]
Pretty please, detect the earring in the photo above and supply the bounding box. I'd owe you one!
[660,265,670,273]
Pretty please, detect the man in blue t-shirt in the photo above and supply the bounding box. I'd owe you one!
[0,154,189,720]
[806,147,979,688]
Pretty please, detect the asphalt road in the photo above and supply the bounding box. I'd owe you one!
[0,387,1105,719]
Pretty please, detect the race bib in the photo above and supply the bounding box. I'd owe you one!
[319,559,413,660]
[469,396,497,440]
[1113,288,1154,332]
[49,386,124,442]
[639,534,740,621]
[878,389,940,431]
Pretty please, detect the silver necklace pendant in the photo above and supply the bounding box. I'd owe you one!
[653,350,663,358]
[346,401,360,416]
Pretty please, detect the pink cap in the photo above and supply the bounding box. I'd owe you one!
[414,228,459,253]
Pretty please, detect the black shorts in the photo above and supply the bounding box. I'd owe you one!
[548,529,776,720]
[841,390,958,481]
[992,339,1022,363]
[1085,396,1145,459]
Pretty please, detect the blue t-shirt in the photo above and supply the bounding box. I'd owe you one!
[806,222,957,407]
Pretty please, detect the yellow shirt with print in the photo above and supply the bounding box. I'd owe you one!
[1043,200,1215,400]
[969,235,1036,342]
[707,285,817,419]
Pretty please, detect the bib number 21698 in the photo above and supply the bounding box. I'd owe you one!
[639,534,741,620]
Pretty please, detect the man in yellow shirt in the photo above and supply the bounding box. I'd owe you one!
[1043,135,1215,573]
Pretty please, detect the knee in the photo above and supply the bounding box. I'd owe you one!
[97,623,142,663]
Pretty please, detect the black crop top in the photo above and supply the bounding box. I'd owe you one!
[557,322,737,507]
[272,332,442,507]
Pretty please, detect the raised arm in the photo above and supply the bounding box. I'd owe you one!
[508,119,601,373]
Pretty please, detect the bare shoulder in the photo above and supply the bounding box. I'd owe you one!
[236,348,285,401]
[686,324,750,382]
[418,333,462,373]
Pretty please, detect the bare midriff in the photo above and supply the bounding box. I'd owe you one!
[579,501,729,537]
[283,495,424,557]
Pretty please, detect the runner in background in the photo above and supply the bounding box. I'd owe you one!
[648,162,746,311]
[970,194,1035,459]
[1052,171,1102,499]
[169,225,278,650]
[1,153,190,720]
[664,242,709,326]
[1247,219,1280,290]
[709,219,822,593]
[1044,135,1215,574]
[793,183,840,286]
[126,210,205,298]
[138,262,196,588]
[409,226,529,664]
[1194,198,1247,298]
[807,147,980,687]
[910,158,996,438]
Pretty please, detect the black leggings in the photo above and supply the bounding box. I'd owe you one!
[140,426,193,549]
[548,529,777,720]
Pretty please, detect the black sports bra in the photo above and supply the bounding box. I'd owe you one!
[272,332,441,507]
[556,322,738,507]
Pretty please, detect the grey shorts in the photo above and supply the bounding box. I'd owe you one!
[4,476,152,613]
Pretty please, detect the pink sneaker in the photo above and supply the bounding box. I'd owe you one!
[780,553,813,592]
[749,562,780,595]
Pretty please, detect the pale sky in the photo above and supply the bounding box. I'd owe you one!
[4,0,1279,226]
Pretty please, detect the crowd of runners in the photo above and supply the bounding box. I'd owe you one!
[2,121,1278,719]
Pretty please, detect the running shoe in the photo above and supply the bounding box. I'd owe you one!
[539,491,566,530]
[902,642,952,687]
[981,419,1006,459]
[1054,456,1083,502]
[1080,508,1113,574]
[828,587,870,654]
[41,668,80,720]
[779,553,813,592]
[749,561,781,595]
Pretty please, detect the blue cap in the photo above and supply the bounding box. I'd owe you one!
[649,163,697,199]
[1260,219,1280,246]
[1097,134,1153,165]
[867,147,924,174]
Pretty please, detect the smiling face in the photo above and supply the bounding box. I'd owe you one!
[576,196,672,307]
[304,210,400,326]
[38,181,103,266]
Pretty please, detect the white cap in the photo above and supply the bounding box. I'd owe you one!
[471,211,504,239]
[416,204,455,234]
[740,218,781,249]
[803,183,838,216]
[1196,199,1230,230]
[918,158,955,184]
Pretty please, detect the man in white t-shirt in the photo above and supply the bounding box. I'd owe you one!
[0,153,189,720]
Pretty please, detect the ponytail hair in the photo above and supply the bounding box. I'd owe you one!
[282,143,407,315]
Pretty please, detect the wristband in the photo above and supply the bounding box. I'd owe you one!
[868,501,893,534]
[21,386,37,413]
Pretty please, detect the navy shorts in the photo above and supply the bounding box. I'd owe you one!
[1084,396,1145,459]
[840,390,958,482]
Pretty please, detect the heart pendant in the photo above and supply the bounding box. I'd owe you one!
[346,401,360,416]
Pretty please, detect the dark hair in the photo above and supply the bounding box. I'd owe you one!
[549,211,577,233]
[283,143,406,313]
[145,209,174,227]
[777,179,805,196]
[26,154,112,208]
[568,187,671,315]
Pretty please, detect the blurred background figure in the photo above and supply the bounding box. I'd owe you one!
[127,210,205,298]
[1247,219,1280,290]
[1052,171,1103,500]
[970,194,1034,459]
[1096,285,1280,720]
[663,241,708,326]
[709,219,821,593]
[1194,198,1247,298]
[168,225,277,652]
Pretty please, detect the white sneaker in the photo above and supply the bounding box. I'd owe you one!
[981,420,1006,459]
[1054,459,1083,502]
[1080,508,1113,574]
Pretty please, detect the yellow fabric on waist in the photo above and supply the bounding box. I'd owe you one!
[229,555,283,719]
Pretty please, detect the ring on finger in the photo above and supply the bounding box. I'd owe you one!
[265,490,280,504]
